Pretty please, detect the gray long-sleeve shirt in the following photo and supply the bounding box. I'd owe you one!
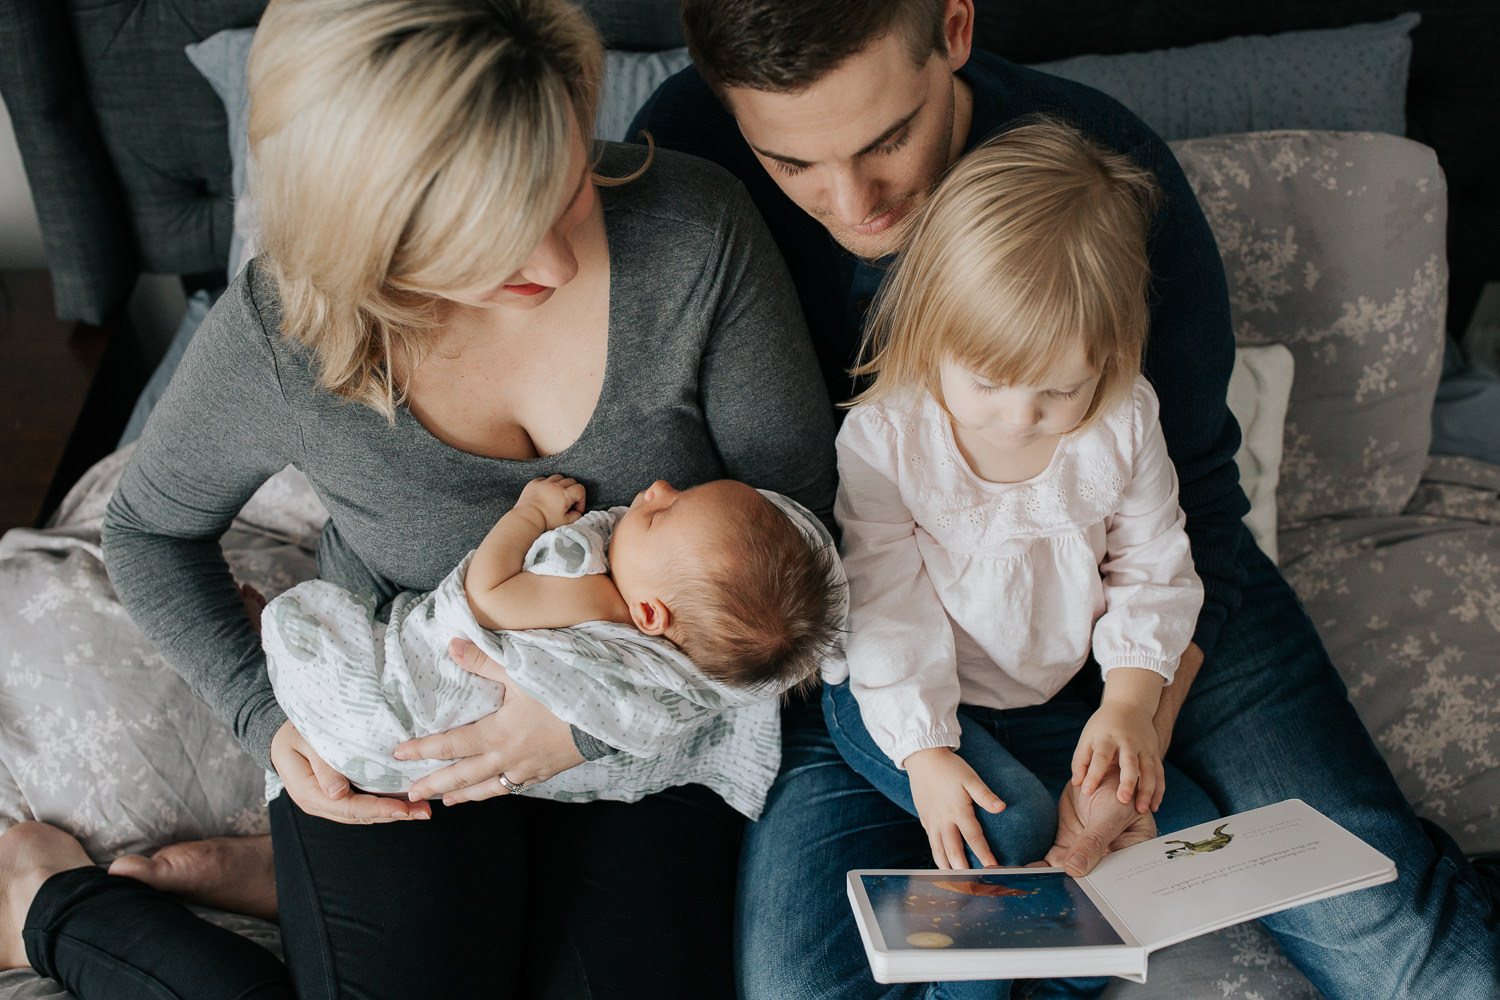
[102,143,837,770]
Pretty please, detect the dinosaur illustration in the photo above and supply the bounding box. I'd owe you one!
[1163,824,1233,859]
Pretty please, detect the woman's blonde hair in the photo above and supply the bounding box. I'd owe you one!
[852,117,1162,432]
[249,0,607,419]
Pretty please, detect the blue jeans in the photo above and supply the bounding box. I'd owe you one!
[822,679,1217,870]
[736,527,1500,1000]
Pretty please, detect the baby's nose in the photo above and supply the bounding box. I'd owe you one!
[643,480,677,502]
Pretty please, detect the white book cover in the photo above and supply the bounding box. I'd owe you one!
[847,799,1396,984]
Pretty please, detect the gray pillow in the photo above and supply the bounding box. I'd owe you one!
[599,48,694,142]
[1275,457,1500,860]
[1171,130,1447,527]
[184,30,255,284]
[1034,14,1417,141]
[187,16,1419,287]
[0,452,325,861]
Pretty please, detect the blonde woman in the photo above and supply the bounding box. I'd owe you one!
[825,122,1218,893]
[0,0,833,997]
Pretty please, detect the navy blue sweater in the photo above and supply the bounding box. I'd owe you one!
[631,51,1249,656]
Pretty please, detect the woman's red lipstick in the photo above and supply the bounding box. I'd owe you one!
[504,282,549,296]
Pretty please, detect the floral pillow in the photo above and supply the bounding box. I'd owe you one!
[1171,130,1448,530]
[0,452,322,859]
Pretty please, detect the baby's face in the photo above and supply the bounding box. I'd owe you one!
[609,480,756,603]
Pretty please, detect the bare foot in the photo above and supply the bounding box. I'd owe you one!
[0,823,92,970]
[108,835,278,922]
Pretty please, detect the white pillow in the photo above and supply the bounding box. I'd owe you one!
[1226,344,1295,563]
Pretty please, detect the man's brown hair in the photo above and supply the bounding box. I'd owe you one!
[681,0,947,97]
[668,493,841,696]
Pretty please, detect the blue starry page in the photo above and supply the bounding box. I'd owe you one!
[846,867,1147,984]
[847,799,1397,985]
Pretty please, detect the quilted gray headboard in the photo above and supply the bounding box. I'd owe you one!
[1,0,1495,330]
[0,0,686,324]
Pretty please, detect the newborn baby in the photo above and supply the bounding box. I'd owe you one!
[262,475,844,818]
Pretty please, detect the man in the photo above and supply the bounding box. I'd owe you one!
[631,2,1500,998]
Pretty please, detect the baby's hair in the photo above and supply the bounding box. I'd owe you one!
[668,494,840,696]
[851,115,1162,433]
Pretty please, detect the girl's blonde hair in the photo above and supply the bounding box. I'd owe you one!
[249,0,607,420]
[852,117,1162,432]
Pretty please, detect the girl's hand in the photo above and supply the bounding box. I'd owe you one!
[514,475,587,532]
[396,639,586,805]
[1071,702,1164,814]
[271,720,432,824]
[903,747,1006,870]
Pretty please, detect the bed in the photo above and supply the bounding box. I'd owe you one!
[0,1,1497,998]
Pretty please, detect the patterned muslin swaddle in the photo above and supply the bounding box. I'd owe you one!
[262,494,844,819]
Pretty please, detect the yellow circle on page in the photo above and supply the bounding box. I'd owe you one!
[906,932,954,949]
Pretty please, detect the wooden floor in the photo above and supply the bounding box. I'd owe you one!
[0,270,114,533]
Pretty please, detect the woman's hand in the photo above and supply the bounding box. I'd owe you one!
[271,721,432,824]
[396,638,586,805]
[903,747,1006,870]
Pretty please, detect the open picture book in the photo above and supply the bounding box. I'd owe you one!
[847,798,1396,984]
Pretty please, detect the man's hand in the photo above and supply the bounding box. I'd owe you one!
[1044,765,1157,877]
[1153,642,1203,754]
[271,721,432,824]
[903,747,1005,870]
[396,639,586,805]
[513,475,587,533]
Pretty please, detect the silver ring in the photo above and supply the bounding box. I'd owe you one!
[498,774,524,794]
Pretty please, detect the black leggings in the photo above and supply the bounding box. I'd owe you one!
[25,786,743,999]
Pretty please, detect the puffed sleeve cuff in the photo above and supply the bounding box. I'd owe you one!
[1098,655,1178,686]
[890,729,963,771]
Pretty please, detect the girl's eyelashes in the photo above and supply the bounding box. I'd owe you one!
[971,381,1086,399]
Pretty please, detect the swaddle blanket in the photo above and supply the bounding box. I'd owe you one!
[263,493,844,819]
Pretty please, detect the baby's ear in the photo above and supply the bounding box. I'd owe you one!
[629,597,672,636]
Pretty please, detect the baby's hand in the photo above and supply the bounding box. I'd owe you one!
[904,747,1006,870]
[515,475,587,531]
[1072,702,1163,814]
[238,582,267,633]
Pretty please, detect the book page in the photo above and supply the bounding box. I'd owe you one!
[1085,799,1395,949]
[847,869,1150,983]
[856,870,1132,953]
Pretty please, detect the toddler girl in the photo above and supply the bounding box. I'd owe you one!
[826,119,1210,870]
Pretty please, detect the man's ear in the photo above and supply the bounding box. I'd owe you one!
[943,0,975,71]
[629,597,672,636]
